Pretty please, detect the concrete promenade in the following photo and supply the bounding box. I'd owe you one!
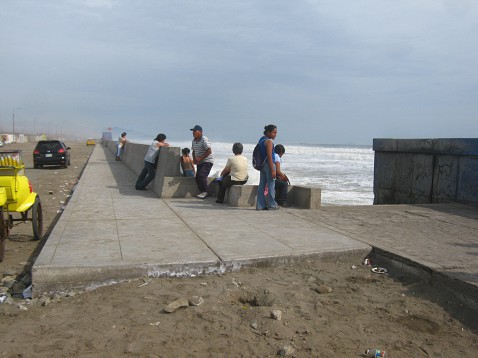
[32,145,478,305]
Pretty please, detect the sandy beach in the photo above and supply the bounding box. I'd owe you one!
[1,141,477,357]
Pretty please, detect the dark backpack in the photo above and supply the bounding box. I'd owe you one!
[252,138,267,171]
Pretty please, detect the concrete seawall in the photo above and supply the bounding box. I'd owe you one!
[373,138,478,206]
[105,140,321,208]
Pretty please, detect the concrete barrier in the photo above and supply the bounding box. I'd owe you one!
[226,185,258,207]
[288,185,322,209]
[105,141,321,208]
[226,184,321,209]
[159,177,200,198]
[373,138,478,206]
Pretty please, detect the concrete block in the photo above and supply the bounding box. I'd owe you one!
[227,185,321,209]
[288,185,321,209]
[159,177,200,198]
[227,185,258,207]
[156,147,181,177]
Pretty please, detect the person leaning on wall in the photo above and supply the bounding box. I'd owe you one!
[135,133,170,190]
[116,132,127,160]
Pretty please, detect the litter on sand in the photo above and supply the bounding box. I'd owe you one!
[371,267,388,274]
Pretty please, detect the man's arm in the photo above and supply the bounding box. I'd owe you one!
[194,147,211,164]
[221,160,231,177]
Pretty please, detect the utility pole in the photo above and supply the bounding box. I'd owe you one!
[12,107,22,143]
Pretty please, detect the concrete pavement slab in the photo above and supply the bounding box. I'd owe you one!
[292,204,478,289]
[32,146,371,295]
[33,144,477,306]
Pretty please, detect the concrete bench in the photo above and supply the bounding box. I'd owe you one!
[226,184,321,209]
[157,178,320,209]
[103,143,321,207]
[158,177,220,198]
[157,177,199,198]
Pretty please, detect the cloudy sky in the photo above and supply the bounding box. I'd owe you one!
[1,0,477,145]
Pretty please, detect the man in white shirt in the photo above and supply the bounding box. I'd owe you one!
[216,142,248,204]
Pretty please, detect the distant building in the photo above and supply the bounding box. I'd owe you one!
[101,131,113,141]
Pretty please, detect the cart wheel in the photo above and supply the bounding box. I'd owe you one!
[0,208,8,262]
[32,196,43,241]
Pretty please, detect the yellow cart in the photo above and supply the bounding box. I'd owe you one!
[0,150,43,261]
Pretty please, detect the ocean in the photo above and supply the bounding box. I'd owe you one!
[135,139,375,206]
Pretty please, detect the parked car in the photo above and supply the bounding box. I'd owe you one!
[86,138,96,146]
[33,140,71,169]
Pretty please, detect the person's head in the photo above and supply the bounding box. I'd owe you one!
[121,132,127,137]
[155,133,167,142]
[263,124,277,139]
[182,147,190,155]
[232,142,243,155]
[274,144,285,157]
[190,125,203,139]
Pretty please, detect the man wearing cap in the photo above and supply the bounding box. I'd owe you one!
[190,125,214,198]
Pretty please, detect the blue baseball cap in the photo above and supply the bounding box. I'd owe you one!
[190,125,203,132]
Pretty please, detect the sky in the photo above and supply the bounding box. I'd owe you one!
[1,0,477,145]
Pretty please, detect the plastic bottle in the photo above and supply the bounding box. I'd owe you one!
[365,349,387,357]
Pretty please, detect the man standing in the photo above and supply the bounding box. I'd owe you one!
[191,125,214,198]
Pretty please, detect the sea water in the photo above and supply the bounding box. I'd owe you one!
[135,139,374,206]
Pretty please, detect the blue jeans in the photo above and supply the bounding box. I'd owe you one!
[256,164,278,210]
[275,179,288,205]
[116,144,123,158]
[183,169,195,177]
[135,160,156,189]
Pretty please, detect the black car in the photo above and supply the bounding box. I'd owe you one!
[33,140,71,169]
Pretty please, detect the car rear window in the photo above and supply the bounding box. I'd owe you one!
[36,141,63,151]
